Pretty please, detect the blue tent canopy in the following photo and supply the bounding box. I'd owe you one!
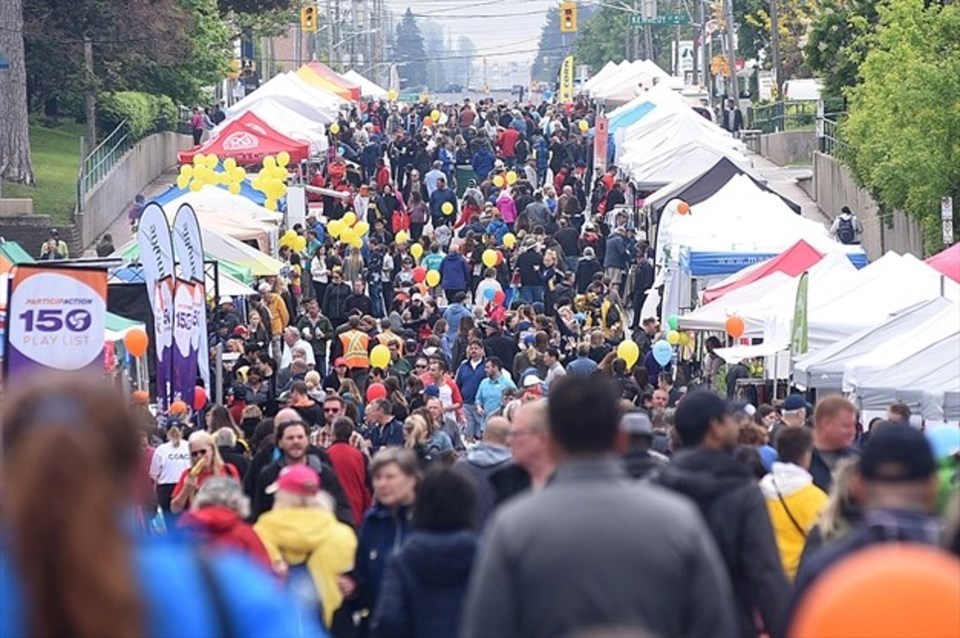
[152,181,267,207]
[608,101,656,134]
[681,250,869,277]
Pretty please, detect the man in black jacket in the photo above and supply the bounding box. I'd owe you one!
[630,244,655,329]
[651,391,789,638]
[249,410,355,527]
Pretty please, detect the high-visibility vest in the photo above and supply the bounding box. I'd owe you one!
[340,330,370,369]
[377,331,403,356]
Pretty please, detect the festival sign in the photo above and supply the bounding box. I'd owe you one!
[172,204,209,394]
[5,266,107,377]
[593,115,609,173]
[137,203,175,409]
[559,55,575,104]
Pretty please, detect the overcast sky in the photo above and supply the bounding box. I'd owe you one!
[385,0,558,63]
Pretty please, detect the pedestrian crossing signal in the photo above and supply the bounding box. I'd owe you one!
[301,6,318,32]
[560,2,577,32]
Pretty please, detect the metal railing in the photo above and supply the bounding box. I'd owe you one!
[76,120,132,210]
[749,98,845,134]
[818,115,848,158]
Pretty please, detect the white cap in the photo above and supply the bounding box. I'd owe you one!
[219,296,234,305]
[522,374,543,388]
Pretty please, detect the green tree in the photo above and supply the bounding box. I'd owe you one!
[576,5,630,72]
[395,8,427,89]
[805,0,879,98]
[740,0,821,81]
[532,5,595,84]
[842,0,960,248]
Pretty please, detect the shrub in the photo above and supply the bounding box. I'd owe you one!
[98,91,178,140]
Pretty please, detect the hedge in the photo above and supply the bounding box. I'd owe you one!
[98,91,178,140]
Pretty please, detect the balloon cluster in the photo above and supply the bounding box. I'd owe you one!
[280,229,307,253]
[177,154,247,196]
[327,211,369,249]
[412,266,441,287]
[481,248,504,268]
[482,287,507,306]
[665,314,692,347]
[492,171,518,188]
[251,153,291,212]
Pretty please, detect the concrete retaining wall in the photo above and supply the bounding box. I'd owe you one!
[813,152,925,260]
[76,131,192,247]
[749,131,817,167]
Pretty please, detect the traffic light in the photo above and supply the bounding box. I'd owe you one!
[301,5,317,32]
[560,1,577,32]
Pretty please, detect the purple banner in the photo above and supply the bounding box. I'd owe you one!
[172,279,199,405]
[153,278,175,409]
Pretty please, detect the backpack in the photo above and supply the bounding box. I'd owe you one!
[837,216,855,244]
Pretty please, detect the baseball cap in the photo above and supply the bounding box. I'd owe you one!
[860,425,936,482]
[621,411,653,436]
[265,465,321,496]
[424,384,441,397]
[783,394,807,411]
[219,296,234,305]
[334,357,348,367]
[233,325,249,337]
[522,374,543,388]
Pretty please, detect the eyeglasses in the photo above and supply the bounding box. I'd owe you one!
[415,363,427,369]
[190,449,209,458]
[324,407,341,413]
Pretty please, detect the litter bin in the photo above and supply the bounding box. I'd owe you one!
[455,165,473,197]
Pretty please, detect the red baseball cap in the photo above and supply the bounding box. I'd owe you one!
[265,465,321,496]
[334,357,348,366]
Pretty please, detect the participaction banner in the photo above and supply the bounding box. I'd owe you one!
[5,266,107,377]
[593,115,609,173]
[172,204,209,393]
[137,203,175,409]
[172,279,201,403]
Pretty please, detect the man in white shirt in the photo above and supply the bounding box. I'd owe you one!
[280,326,316,370]
[424,160,446,197]
[544,347,567,389]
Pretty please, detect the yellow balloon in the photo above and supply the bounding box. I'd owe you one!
[506,171,518,185]
[370,344,391,369]
[395,230,409,244]
[189,180,204,192]
[441,202,454,215]
[231,166,246,182]
[283,229,298,240]
[342,211,357,227]
[493,175,505,188]
[293,236,307,252]
[223,157,237,171]
[180,164,194,178]
[426,270,440,287]
[616,340,640,368]
[350,237,363,249]
[277,151,291,167]
[482,249,498,268]
[354,221,370,236]
[503,232,516,248]
[207,154,220,169]
[263,156,276,170]
[340,227,356,245]
[228,181,242,195]
[176,175,190,190]
[667,330,680,345]
[578,119,589,133]
[679,332,691,346]
[271,166,288,180]
[192,153,206,167]
[431,110,441,122]
[387,89,398,101]
[330,122,341,135]
[410,243,424,260]
[264,198,278,211]
[327,219,344,238]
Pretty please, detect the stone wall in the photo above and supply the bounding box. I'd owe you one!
[747,131,817,167]
[813,151,925,260]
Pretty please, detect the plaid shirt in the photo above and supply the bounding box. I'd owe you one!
[313,424,367,452]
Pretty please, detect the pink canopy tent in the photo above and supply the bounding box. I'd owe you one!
[926,242,960,283]
[702,240,824,303]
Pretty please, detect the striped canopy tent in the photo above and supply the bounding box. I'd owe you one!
[296,62,361,101]
[0,240,34,271]
[105,312,147,342]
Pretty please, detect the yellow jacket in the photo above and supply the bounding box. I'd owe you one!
[265,294,290,336]
[759,463,828,580]
[254,507,357,626]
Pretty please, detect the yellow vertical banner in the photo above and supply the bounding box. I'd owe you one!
[559,55,574,103]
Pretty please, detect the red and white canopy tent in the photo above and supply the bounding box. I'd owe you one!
[926,242,960,283]
[701,239,824,303]
[178,112,310,166]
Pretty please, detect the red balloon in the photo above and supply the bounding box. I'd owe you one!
[493,290,506,305]
[193,386,207,411]
[366,382,387,402]
[412,266,427,283]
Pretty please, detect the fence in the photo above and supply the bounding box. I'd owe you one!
[818,115,847,158]
[749,99,845,135]
[76,120,133,210]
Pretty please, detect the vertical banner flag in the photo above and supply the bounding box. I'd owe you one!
[593,115,609,173]
[172,204,209,397]
[172,279,199,403]
[5,266,107,377]
[137,203,175,409]
[791,271,809,357]
[559,55,575,104]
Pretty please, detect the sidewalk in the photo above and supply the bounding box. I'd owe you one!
[746,151,831,224]
[82,167,179,256]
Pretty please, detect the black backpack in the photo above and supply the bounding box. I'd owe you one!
[837,216,855,244]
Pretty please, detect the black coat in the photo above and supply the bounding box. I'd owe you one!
[250,450,356,528]
[371,530,478,638]
[651,448,790,638]
[575,257,602,293]
[516,249,544,287]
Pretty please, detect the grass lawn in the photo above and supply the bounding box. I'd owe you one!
[2,121,84,224]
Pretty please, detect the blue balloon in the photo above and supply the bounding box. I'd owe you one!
[927,426,960,460]
[652,340,673,367]
[544,90,554,100]
[483,287,495,300]
[338,146,346,155]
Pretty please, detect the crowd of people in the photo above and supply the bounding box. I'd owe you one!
[3,95,957,638]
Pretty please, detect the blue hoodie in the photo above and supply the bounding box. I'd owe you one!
[472,147,495,181]
[439,253,470,292]
[455,357,487,404]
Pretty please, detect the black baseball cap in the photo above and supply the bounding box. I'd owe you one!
[860,425,936,482]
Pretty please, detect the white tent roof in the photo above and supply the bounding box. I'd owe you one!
[588,60,672,103]
[163,189,280,252]
[342,69,388,99]
[583,61,620,91]
[793,298,954,390]
[217,96,331,154]
[228,72,344,121]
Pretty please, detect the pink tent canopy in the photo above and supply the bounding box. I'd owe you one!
[702,240,824,303]
[926,242,960,283]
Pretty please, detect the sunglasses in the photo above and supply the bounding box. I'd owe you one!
[324,407,341,413]
[190,449,208,458]
[415,364,427,369]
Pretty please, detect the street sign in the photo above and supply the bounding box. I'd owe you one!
[629,14,690,26]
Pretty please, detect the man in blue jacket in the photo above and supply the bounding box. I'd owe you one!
[429,177,458,228]
[456,340,488,441]
[472,145,496,182]
[439,250,471,299]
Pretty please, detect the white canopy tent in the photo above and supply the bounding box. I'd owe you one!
[583,61,620,92]
[162,189,280,253]
[793,298,955,390]
[587,60,675,103]
[217,97,330,155]
[342,69,388,99]
[227,72,344,123]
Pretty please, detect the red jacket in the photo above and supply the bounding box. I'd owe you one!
[392,209,411,234]
[327,442,372,525]
[497,128,521,158]
[179,506,273,570]
[376,166,391,190]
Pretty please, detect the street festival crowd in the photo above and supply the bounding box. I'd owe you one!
[3,95,959,638]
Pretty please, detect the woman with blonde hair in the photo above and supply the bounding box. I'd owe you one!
[343,246,365,283]
[797,456,863,564]
[149,424,192,522]
[170,431,240,514]
[404,414,432,464]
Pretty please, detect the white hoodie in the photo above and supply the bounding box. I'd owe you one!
[759,462,814,499]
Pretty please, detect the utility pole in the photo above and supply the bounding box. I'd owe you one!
[84,36,96,148]
[724,0,738,98]
[769,0,782,99]
[295,20,302,67]
[327,0,335,66]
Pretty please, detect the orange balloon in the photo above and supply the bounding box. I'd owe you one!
[725,316,745,339]
[169,400,189,415]
[123,327,149,357]
[422,116,434,127]
[677,201,691,215]
[791,545,960,638]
